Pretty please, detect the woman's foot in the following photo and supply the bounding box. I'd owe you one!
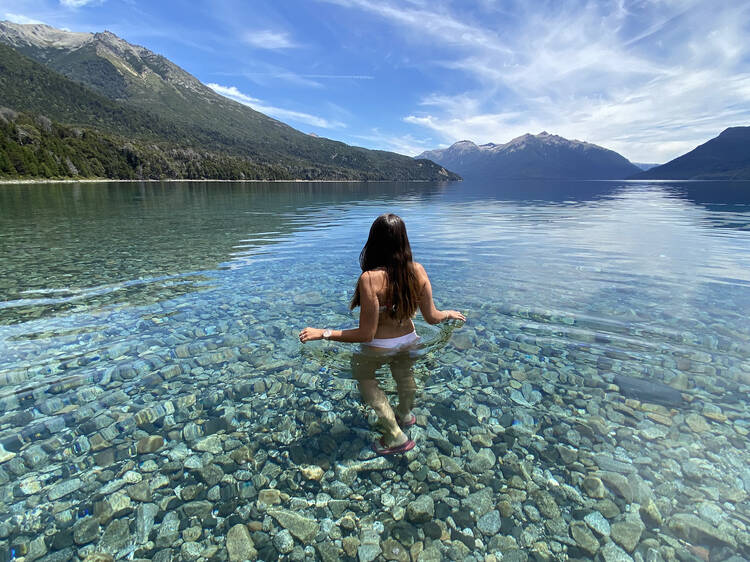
[373,431,415,455]
[397,412,416,428]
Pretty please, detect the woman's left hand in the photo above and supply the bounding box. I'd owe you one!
[299,327,324,343]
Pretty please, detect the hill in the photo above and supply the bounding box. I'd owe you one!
[0,22,457,181]
[633,127,750,180]
[417,132,641,179]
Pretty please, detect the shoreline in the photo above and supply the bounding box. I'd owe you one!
[0,177,456,185]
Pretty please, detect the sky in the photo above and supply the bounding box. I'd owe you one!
[2,0,750,163]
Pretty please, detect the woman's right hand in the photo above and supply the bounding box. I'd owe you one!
[443,310,466,322]
[299,327,324,343]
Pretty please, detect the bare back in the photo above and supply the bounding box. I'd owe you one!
[368,262,440,339]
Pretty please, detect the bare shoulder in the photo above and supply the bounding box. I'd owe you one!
[412,261,428,279]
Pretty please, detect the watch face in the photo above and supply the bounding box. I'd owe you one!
[323,329,332,339]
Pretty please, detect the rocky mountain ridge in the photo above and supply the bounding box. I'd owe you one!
[0,21,457,181]
[417,132,641,179]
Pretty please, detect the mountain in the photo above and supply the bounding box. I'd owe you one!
[634,162,660,171]
[0,22,458,181]
[416,132,641,179]
[633,127,750,180]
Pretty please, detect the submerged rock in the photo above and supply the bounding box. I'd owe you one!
[668,513,737,548]
[226,524,257,561]
[268,509,320,543]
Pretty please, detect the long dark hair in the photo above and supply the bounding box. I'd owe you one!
[350,213,420,322]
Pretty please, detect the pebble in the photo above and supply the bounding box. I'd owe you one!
[571,521,600,554]
[226,524,257,561]
[48,478,82,500]
[273,529,295,554]
[406,495,434,523]
[585,511,611,537]
[268,509,320,542]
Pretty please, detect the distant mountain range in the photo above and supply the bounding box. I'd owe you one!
[633,127,750,180]
[0,21,458,181]
[633,162,660,171]
[416,132,642,179]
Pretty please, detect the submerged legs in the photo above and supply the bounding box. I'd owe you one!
[351,352,409,447]
[390,354,417,423]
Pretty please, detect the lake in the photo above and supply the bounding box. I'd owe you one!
[1,179,749,560]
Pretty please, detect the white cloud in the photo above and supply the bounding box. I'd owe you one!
[349,129,436,156]
[207,83,345,129]
[243,29,298,50]
[59,0,99,6]
[3,13,45,25]
[328,0,750,162]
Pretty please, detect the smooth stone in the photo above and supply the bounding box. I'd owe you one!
[136,436,164,454]
[127,481,152,502]
[570,521,600,555]
[596,499,621,519]
[268,509,320,543]
[73,516,100,545]
[381,538,409,562]
[583,476,607,499]
[668,513,737,548]
[406,495,434,523]
[226,524,257,561]
[82,554,114,562]
[99,518,130,554]
[258,488,282,506]
[315,541,341,562]
[155,511,180,548]
[180,541,203,561]
[531,490,560,519]
[358,543,382,562]
[273,529,294,554]
[477,510,501,535]
[685,413,710,433]
[600,541,634,562]
[48,478,82,500]
[461,487,493,520]
[194,435,223,454]
[342,536,360,557]
[136,503,158,544]
[610,521,642,553]
[639,499,663,528]
[416,546,442,561]
[585,511,611,537]
[468,448,496,474]
[301,465,324,481]
[598,472,633,503]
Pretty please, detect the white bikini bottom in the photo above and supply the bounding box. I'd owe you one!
[364,331,420,350]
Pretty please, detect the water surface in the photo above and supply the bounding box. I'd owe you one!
[1,179,749,560]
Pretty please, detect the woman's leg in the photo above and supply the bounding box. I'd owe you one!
[351,352,407,446]
[389,353,417,423]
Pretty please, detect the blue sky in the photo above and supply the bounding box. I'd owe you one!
[3,0,749,163]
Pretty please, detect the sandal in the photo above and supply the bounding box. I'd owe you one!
[372,436,416,456]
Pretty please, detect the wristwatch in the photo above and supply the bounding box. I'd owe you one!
[322,329,332,340]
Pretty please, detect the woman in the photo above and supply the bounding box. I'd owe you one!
[299,213,465,455]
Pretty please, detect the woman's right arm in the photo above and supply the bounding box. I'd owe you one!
[415,263,465,324]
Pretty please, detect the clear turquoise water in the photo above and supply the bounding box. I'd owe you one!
[1,180,749,560]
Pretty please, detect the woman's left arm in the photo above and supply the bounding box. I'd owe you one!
[299,271,378,344]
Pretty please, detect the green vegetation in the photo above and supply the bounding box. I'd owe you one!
[0,111,289,180]
[0,43,459,181]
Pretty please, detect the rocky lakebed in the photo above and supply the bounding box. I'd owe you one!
[1,302,749,562]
